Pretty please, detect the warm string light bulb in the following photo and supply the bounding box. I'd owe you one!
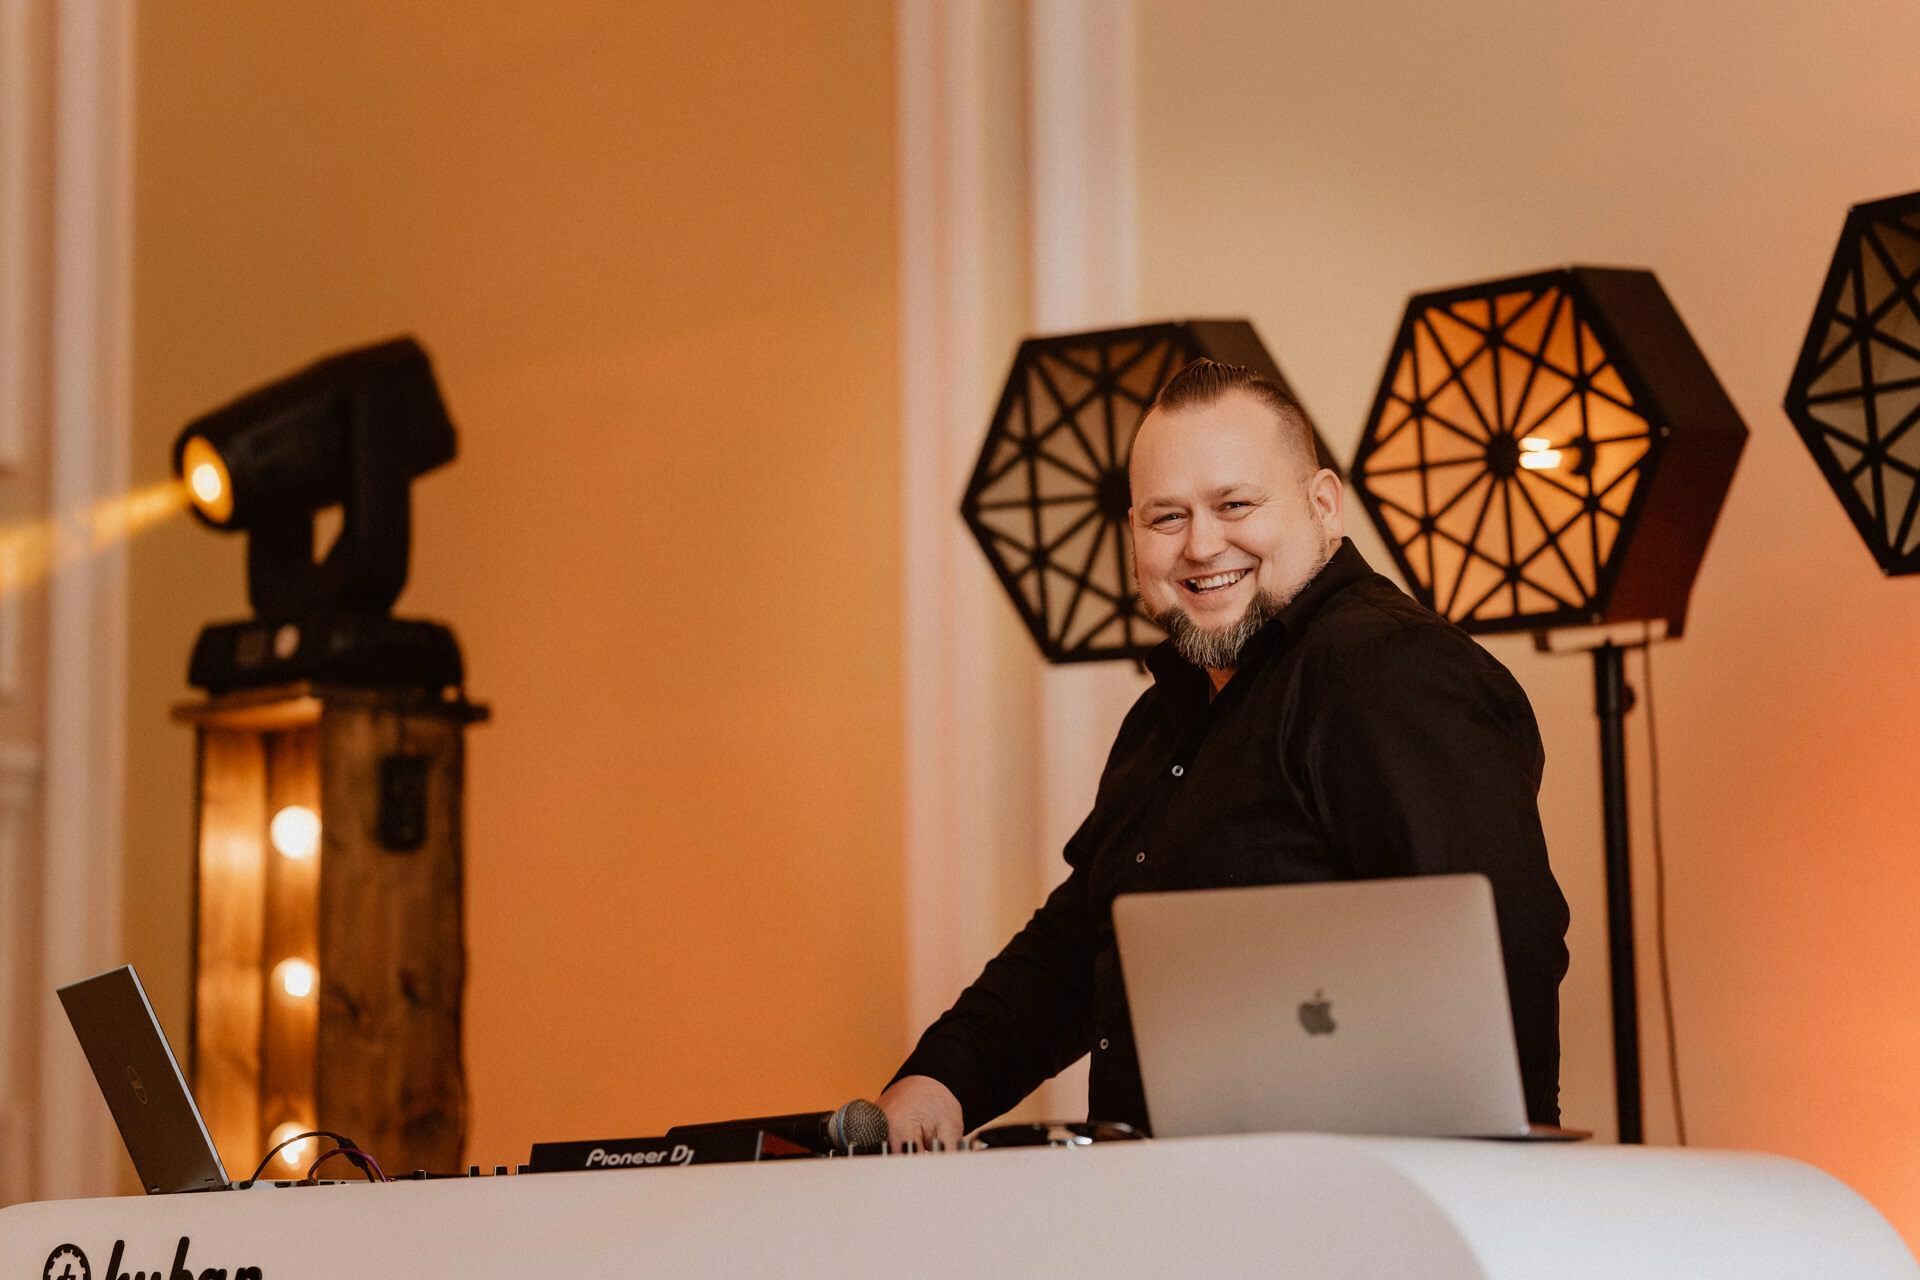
[274,957,317,1000]
[269,1121,311,1171]
[270,805,321,860]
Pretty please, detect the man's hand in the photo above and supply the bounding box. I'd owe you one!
[877,1075,962,1151]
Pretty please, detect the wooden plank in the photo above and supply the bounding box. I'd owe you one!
[315,697,467,1175]
[190,728,267,1176]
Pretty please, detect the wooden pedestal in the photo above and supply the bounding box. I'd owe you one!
[174,683,486,1179]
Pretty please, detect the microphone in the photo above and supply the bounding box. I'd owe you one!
[666,1099,889,1155]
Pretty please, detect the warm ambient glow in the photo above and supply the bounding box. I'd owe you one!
[275,957,317,1000]
[270,805,321,860]
[181,435,234,524]
[269,1121,311,1171]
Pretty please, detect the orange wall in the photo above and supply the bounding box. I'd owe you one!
[127,1,901,1167]
[1136,0,1920,1246]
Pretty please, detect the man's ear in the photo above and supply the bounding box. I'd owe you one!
[1309,468,1344,537]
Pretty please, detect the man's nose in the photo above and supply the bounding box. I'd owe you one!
[1183,512,1228,562]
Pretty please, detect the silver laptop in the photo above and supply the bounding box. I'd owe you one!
[1113,874,1530,1139]
[58,965,231,1193]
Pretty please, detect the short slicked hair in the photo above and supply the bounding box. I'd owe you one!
[1140,358,1319,475]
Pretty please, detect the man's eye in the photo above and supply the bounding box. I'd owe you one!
[1150,512,1185,527]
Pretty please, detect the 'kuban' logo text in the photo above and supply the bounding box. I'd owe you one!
[43,1238,262,1280]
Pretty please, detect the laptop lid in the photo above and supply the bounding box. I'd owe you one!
[1113,873,1529,1140]
[57,965,230,1193]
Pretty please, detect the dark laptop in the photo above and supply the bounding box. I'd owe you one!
[57,965,230,1194]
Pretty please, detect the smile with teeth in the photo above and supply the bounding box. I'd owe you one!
[1182,568,1251,594]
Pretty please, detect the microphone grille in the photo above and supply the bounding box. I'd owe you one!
[836,1099,889,1153]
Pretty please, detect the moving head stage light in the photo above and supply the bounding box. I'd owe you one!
[962,320,1338,664]
[172,337,462,693]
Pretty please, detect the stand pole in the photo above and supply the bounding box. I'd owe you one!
[1592,644,1643,1143]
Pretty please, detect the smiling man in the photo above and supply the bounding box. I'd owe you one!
[880,359,1570,1146]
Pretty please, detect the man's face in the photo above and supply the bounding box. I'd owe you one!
[1129,391,1344,663]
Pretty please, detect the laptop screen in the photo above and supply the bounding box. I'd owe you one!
[58,965,230,1194]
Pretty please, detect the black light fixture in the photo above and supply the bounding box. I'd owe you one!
[172,336,463,693]
[1784,189,1920,575]
[962,320,1337,664]
[1351,267,1747,1143]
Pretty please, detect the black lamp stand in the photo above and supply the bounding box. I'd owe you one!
[1591,642,1643,1144]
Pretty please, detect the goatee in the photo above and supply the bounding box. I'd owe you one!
[1149,540,1338,672]
[1157,589,1286,671]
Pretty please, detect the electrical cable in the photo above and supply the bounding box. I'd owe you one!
[307,1144,386,1183]
[246,1129,385,1185]
[1642,629,1688,1145]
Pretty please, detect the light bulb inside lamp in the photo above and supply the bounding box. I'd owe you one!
[274,957,317,1000]
[179,436,234,524]
[269,1121,311,1171]
[270,805,321,860]
[1518,436,1562,471]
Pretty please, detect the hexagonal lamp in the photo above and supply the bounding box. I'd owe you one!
[1353,268,1745,637]
[962,320,1337,664]
[1352,267,1747,1146]
[1784,189,1920,575]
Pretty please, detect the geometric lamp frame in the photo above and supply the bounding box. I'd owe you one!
[1785,189,1920,575]
[962,319,1337,664]
[1353,267,1746,639]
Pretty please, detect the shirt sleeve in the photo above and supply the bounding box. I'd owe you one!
[887,847,1100,1134]
[1297,621,1571,1125]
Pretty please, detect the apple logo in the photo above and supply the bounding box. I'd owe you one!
[1298,990,1336,1036]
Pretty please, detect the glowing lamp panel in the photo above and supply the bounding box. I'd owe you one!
[1357,283,1654,629]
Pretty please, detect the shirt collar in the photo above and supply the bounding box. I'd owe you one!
[1143,538,1373,690]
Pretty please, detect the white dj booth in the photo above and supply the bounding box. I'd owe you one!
[2,1132,1913,1279]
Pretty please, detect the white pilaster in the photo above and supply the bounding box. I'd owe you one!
[35,0,133,1202]
[897,1,1042,1042]
[1025,0,1146,1118]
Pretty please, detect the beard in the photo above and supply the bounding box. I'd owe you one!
[1155,588,1287,671]
[1147,537,1338,671]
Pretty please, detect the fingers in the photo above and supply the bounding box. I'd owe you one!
[888,1118,964,1153]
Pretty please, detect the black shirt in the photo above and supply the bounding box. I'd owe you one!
[891,539,1570,1133]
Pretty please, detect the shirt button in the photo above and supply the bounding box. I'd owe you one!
[1135,851,1147,863]
[1171,765,1185,777]
[1099,1038,1110,1051]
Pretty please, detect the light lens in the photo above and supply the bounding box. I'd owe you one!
[180,436,234,524]
[269,805,320,860]
[274,957,317,1000]
[269,1121,311,1171]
